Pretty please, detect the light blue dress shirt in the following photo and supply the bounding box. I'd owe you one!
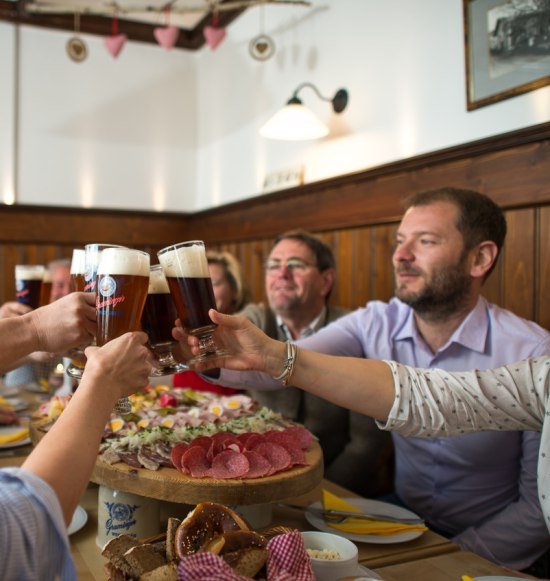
[0,467,76,580]
[216,296,550,569]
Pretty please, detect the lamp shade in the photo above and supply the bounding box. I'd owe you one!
[259,103,329,140]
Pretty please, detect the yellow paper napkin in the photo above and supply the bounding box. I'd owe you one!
[322,489,427,536]
[0,427,29,445]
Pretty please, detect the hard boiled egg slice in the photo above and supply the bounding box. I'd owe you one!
[161,416,175,428]
[110,417,125,432]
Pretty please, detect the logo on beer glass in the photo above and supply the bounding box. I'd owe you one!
[15,280,24,293]
[99,276,116,298]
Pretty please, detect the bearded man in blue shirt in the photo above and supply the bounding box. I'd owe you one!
[203,187,550,573]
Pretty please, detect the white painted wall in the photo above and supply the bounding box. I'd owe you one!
[0,23,16,206]
[194,0,550,210]
[1,0,549,213]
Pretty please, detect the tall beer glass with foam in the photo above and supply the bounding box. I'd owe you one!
[141,265,188,375]
[97,247,150,413]
[158,240,227,365]
[15,265,45,309]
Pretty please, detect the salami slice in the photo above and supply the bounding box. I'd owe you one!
[242,450,272,479]
[238,432,266,450]
[284,426,313,449]
[208,449,250,479]
[187,435,214,452]
[181,445,211,477]
[170,442,189,470]
[251,442,292,473]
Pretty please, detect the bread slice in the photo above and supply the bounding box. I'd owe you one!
[101,534,141,577]
[223,548,269,578]
[124,543,167,577]
[165,517,182,562]
[139,562,178,581]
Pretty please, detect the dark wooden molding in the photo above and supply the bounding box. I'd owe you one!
[0,1,245,50]
[187,121,550,243]
[0,205,189,246]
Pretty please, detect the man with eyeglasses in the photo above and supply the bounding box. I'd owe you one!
[197,191,550,575]
[239,230,394,497]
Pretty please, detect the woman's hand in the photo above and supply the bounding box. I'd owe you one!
[83,332,153,402]
[179,309,284,376]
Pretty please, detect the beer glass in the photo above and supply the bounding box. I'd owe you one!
[141,265,188,376]
[65,248,87,381]
[15,265,45,309]
[66,244,123,381]
[157,240,228,365]
[97,247,150,413]
[39,268,52,307]
[70,248,86,292]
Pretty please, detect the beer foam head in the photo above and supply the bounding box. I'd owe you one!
[70,249,85,275]
[158,242,209,278]
[15,265,45,280]
[148,267,170,293]
[97,248,150,276]
[42,270,52,283]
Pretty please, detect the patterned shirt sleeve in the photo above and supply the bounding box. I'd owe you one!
[0,467,76,580]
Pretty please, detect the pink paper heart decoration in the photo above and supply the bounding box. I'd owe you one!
[154,25,180,50]
[104,34,127,58]
[203,26,226,50]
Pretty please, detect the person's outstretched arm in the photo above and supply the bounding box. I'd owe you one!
[0,292,96,373]
[179,310,396,422]
[22,332,154,524]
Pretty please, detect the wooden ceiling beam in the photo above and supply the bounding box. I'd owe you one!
[0,1,245,50]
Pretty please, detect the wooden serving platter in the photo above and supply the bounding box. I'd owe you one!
[91,440,323,505]
[30,419,323,505]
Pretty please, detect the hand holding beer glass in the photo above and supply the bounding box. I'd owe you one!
[66,244,122,381]
[96,247,150,412]
[141,265,188,376]
[158,240,228,365]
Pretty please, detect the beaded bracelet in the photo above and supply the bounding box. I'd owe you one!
[272,340,298,386]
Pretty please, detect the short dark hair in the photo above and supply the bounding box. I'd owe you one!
[402,187,507,277]
[273,229,336,272]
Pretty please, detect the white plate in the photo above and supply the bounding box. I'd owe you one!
[67,505,88,536]
[305,498,425,544]
[0,386,21,398]
[0,426,31,449]
[5,398,28,412]
[475,577,529,580]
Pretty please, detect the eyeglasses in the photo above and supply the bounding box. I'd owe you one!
[264,258,317,274]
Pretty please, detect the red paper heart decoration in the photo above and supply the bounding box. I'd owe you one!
[104,34,127,58]
[154,25,180,50]
[203,26,226,50]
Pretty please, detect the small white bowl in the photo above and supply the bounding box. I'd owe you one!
[301,531,359,581]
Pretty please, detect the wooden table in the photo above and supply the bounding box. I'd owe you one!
[373,550,536,580]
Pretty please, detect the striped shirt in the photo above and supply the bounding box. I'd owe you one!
[0,468,76,580]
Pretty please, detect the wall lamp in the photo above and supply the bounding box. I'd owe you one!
[259,82,349,141]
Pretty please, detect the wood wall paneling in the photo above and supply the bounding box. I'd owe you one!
[0,123,548,330]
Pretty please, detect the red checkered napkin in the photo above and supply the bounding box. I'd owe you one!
[176,531,314,581]
[266,530,314,581]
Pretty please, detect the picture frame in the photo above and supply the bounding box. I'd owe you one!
[463,0,550,110]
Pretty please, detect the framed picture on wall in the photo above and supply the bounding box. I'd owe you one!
[463,0,550,110]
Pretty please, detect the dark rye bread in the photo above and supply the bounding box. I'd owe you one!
[101,534,141,577]
[139,562,178,581]
[165,517,182,562]
[124,543,167,577]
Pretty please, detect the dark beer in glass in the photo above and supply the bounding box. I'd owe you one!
[141,265,187,376]
[158,240,227,365]
[15,265,45,309]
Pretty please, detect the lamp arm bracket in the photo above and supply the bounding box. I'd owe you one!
[291,82,348,113]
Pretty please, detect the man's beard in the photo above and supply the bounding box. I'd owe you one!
[395,258,472,321]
